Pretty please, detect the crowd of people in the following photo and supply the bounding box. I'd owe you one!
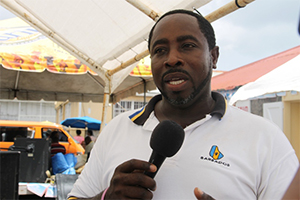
[49,129,95,159]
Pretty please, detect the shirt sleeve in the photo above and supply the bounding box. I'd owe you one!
[257,127,299,200]
[259,152,299,199]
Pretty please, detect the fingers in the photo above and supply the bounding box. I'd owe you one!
[108,185,154,199]
[114,159,157,189]
[194,187,215,200]
[112,169,156,191]
[116,159,157,174]
[194,187,203,199]
[107,159,157,199]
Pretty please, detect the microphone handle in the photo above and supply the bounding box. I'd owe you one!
[144,151,166,178]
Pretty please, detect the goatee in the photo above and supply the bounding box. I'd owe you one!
[159,66,212,106]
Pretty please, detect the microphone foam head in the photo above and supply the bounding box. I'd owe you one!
[150,120,184,157]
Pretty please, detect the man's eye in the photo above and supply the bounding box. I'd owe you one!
[154,48,166,54]
[182,43,196,48]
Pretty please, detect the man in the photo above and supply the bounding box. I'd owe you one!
[84,135,94,162]
[50,131,66,157]
[68,9,299,199]
[87,130,96,142]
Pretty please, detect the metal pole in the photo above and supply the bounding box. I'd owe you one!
[100,92,110,132]
[126,0,160,21]
[205,0,255,23]
[106,49,149,76]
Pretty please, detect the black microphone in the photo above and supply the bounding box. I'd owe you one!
[145,120,185,178]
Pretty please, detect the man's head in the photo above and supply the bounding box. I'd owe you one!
[87,130,93,136]
[85,136,92,145]
[148,9,219,107]
[76,130,81,136]
[50,131,59,143]
[46,129,52,138]
[148,9,216,51]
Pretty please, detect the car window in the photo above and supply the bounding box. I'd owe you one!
[42,128,52,139]
[62,126,79,144]
[27,127,35,138]
[0,126,35,142]
[41,128,68,142]
[58,131,68,142]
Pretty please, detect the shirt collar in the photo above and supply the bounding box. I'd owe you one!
[129,91,227,126]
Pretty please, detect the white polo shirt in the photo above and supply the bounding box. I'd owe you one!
[69,92,299,200]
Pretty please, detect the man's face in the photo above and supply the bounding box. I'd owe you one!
[149,13,218,106]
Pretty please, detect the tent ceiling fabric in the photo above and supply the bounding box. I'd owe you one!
[0,17,154,102]
[0,0,211,103]
[0,64,105,102]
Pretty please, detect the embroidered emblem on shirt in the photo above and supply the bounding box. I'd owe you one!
[209,145,224,160]
[200,145,230,167]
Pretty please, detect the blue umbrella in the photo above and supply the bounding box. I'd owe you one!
[61,116,101,130]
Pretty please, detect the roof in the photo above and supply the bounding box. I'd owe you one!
[211,45,300,91]
[229,54,300,105]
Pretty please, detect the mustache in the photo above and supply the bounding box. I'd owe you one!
[162,68,191,80]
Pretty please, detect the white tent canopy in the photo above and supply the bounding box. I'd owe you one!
[0,0,211,97]
[229,55,300,105]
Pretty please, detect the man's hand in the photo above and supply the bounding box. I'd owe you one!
[104,159,157,199]
[194,187,215,200]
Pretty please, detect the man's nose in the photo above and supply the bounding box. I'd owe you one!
[163,49,184,67]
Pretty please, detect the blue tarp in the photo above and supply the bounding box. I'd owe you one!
[52,153,77,175]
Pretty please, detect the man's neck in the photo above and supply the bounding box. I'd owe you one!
[154,94,215,128]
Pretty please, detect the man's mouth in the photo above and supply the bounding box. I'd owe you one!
[169,79,185,85]
[164,72,189,84]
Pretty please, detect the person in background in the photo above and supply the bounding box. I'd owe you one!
[84,136,94,162]
[74,130,84,144]
[44,129,51,139]
[87,130,96,142]
[68,9,299,200]
[50,131,66,157]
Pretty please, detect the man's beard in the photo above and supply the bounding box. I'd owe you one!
[159,66,212,106]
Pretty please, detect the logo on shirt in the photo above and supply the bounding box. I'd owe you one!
[200,145,230,167]
[209,145,224,160]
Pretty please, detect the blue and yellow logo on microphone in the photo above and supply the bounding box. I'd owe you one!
[209,145,224,160]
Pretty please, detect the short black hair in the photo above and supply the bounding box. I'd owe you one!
[148,9,216,51]
[76,130,81,135]
[87,130,93,136]
[50,131,59,143]
[85,136,92,145]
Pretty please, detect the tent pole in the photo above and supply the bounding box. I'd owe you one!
[205,0,255,23]
[99,74,112,133]
[100,92,110,132]
[106,49,149,76]
[126,0,160,21]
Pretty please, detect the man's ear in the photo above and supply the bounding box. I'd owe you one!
[211,46,219,69]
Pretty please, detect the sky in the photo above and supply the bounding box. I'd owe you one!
[0,0,299,71]
[198,0,300,71]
